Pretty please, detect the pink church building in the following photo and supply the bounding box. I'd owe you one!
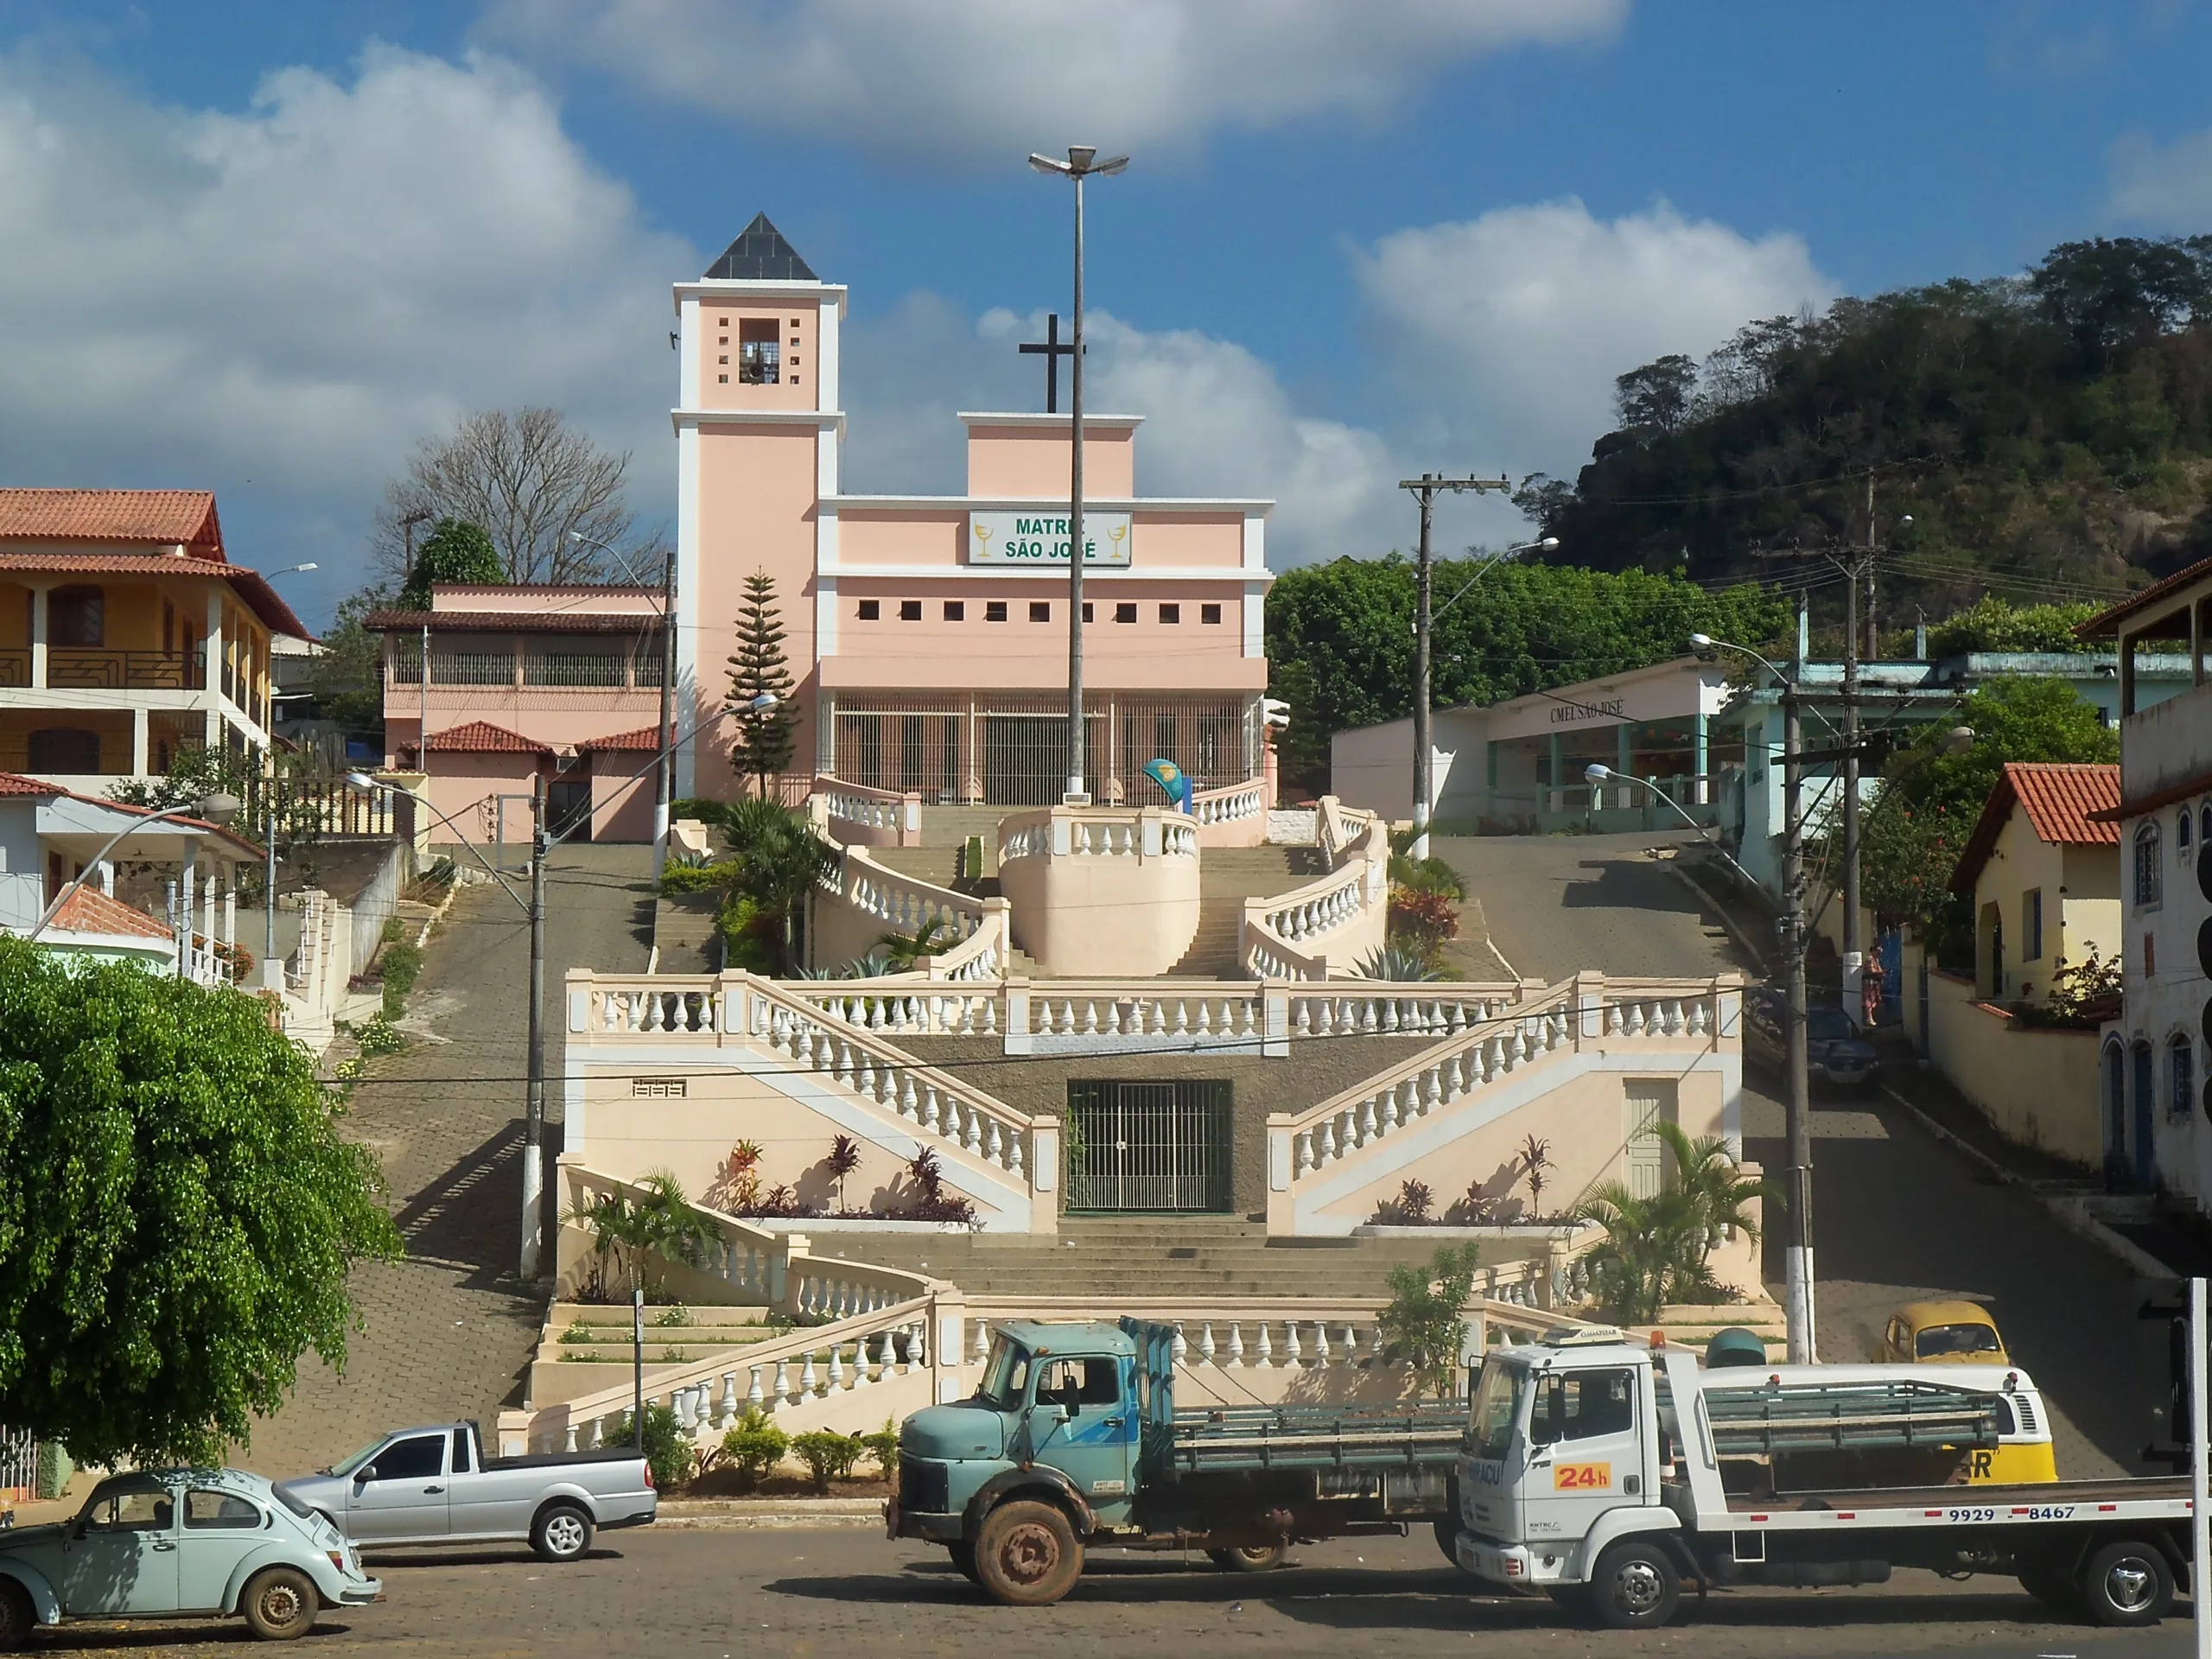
[375,214,1275,839]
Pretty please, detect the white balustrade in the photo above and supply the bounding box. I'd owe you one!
[1191,781,1266,828]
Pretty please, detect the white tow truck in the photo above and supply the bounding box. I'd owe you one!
[1452,1331,2193,1629]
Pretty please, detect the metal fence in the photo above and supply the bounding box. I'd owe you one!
[0,1426,38,1500]
[1064,1079,1232,1213]
[240,774,397,841]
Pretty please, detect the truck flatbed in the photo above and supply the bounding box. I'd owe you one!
[1166,1402,1465,1475]
[1716,1473,2192,1519]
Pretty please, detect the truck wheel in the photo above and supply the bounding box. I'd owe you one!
[1205,1543,1287,1573]
[974,1499,1084,1606]
[240,1567,318,1641]
[0,1577,34,1652]
[1589,1541,1681,1630]
[531,1502,595,1563]
[949,1541,982,1585]
[2078,1540,2173,1626]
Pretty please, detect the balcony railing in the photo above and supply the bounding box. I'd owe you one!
[43,648,206,690]
[390,647,663,690]
[524,653,626,688]
[0,650,26,688]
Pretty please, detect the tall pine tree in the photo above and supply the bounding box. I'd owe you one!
[726,569,798,798]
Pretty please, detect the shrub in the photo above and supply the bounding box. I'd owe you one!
[609,1402,696,1491]
[1389,853,1465,899]
[1356,944,1444,982]
[1376,1242,1484,1399]
[379,942,423,997]
[1389,887,1460,952]
[721,1408,790,1487]
[901,1149,977,1225]
[861,1417,901,1481]
[791,1429,867,1492]
[353,1015,404,1057]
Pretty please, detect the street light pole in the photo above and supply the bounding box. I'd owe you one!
[522,772,550,1281]
[1399,474,1510,860]
[1030,144,1128,805]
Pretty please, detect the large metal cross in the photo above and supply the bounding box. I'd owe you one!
[1019,312,1084,413]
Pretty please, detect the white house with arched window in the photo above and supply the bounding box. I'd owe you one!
[2080,560,2212,1202]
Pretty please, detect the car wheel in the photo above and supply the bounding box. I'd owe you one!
[973,1499,1083,1606]
[1589,1540,1681,1630]
[948,1540,982,1585]
[241,1566,319,1642]
[2078,1540,2173,1627]
[531,1502,595,1563]
[0,1577,34,1652]
[1205,1542,1287,1573]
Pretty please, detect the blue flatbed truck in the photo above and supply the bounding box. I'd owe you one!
[887,1318,1468,1605]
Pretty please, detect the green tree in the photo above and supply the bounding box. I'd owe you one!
[1923,596,2102,658]
[723,798,838,973]
[561,1170,715,1302]
[1614,353,1699,435]
[1376,1241,1484,1400]
[397,517,503,610]
[0,941,402,1465]
[1859,676,2119,964]
[312,588,392,730]
[727,570,798,798]
[1573,1184,1706,1324]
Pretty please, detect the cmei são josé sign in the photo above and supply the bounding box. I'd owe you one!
[968,510,1134,565]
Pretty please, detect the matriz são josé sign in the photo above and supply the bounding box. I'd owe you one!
[969,511,1134,565]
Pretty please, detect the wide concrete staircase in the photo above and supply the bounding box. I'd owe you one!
[1170,846,1325,976]
[529,1302,789,1408]
[798,1214,1505,1301]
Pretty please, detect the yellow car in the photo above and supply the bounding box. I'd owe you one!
[1874,1300,2010,1367]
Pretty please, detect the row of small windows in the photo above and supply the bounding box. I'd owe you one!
[715,315,803,385]
[855,599,1224,626]
[2131,798,2212,907]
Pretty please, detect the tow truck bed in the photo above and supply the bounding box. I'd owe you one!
[1719,1474,2193,1515]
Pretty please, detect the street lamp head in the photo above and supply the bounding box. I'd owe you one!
[1067,145,1096,169]
[1093,154,1129,175]
[271,562,318,576]
[1688,632,1714,650]
[1029,151,1071,175]
[728,691,779,714]
[1538,537,1560,550]
[1941,725,1974,756]
[193,791,242,826]
[1585,764,1613,784]
[345,770,378,792]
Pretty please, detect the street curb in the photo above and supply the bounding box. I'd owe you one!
[1663,859,1771,975]
[654,1498,884,1531]
[1878,1084,2175,1277]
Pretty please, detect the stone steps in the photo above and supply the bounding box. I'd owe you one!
[1170,846,1320,976]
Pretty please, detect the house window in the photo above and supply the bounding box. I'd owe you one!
[718,374,728,383]
[1030,601,1050,622]
[899,600,922,621]
[2134,822,2163,907]
[1160,603,1180,623]
[986,601,1008,622]
[856,600,880,620]
[944,601,964,621]
[28,728,100,773]
[738,319,780,384]
[1115,602,1137,623]
[2172,1036,2196,1122]
[1081,602,1093,622]
[2023,888,2043,962]
[1201,602,1223,625]
[48,586,104,647]
[2183,808,2196,861]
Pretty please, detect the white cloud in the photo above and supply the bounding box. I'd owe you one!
[0,43,693,623]
[2107,127,2212,232]
[1357,198,1834,510]
[480,0,1625,164]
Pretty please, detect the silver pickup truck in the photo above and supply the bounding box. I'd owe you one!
[276,1421,654,1563]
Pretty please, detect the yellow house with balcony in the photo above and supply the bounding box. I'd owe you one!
[0,489,306,785]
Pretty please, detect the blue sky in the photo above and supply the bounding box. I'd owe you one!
[2,1,2209,630]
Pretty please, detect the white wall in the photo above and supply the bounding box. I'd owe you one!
[0,800,43,931]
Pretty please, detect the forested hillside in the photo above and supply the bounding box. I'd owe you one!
[1517,235,2212,620]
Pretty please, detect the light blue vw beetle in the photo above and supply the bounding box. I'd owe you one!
[0,1466,382,1646]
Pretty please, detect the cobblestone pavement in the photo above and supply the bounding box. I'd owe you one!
[37,1529,2191,1657]
[232,846,657,1479]
[1431,831,1752,982]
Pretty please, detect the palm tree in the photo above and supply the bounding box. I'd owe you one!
[562,1169,715,1302]
[1650,1119,1779,1279]
[723,798,838,973]
[878,917,957,969]
[1572,1182,1706,1324]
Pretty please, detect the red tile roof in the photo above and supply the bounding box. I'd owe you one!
[1949,762,2121,895]
[426,721,550,754]
[0,489,223,559]
[46,884,175,942]
[0,551,309,640]
[578,725,660,752]
[0,772,62,797]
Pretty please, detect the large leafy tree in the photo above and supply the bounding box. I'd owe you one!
[1859,675,2119,966]
[727,569,798,798]
[1265,556,1790,793]
[0,942,402,1465]
[397,517,503,609]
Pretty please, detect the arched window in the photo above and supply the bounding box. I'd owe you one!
[2202,800,2212,849]
[2173,1035,2197,1122]
[2134,821,2163,907]
[2183,808,2196,860]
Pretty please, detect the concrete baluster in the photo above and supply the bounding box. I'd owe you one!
[1225,1322,1244,1367]
[1283,1321,1302,1368]
[1313,1322,1330,1368]
[799,1352,819,1398]
[1255,1322,1273,1368]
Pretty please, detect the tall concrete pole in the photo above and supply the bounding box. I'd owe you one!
[1412,482,1436,861]
[519,773,549,1281]
[653,546,677,888]
[1782,682,1816,1363]
[1065,171,1089,804]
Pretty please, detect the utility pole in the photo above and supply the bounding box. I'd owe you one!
[652,545,677,890]
[519,773,550,1281]
[1841,526,1864,1027]
[1401,473,1509,860]
[1781,679,1815,1363]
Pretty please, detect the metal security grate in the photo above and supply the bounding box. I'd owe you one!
[0,1426,39,1500]
[1065,1080,1232,1213]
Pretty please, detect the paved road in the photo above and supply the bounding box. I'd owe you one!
[1433,831,1751,982]
[234,845,657,1478]
[37,1528,2196,1657]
